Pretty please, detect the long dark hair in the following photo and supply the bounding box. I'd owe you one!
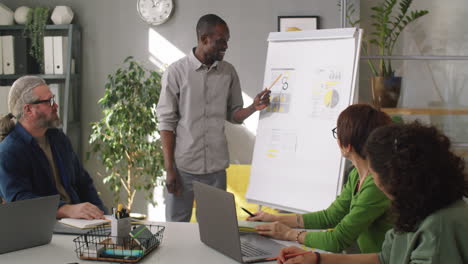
[365,122,467,232]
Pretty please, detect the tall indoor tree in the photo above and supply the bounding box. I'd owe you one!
[88,57,164,210]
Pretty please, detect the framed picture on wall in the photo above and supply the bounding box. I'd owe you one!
[277,16,319,32]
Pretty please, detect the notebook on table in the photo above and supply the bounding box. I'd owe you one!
[238,220,265,233]
[58,217,109,229]
[54,216,142,235]
[0,195,59,254]
[193,181,285,263]
[54,218,111,235]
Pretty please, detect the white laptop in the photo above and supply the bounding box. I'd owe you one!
[0,195,59,254]
[194,181,285,263]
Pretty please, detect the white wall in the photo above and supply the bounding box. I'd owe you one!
[2,0,342,213]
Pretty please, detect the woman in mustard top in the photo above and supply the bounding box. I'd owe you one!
[276,122,468,264]
[248,104,393,253]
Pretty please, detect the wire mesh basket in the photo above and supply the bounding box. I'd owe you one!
[73,224,164,263]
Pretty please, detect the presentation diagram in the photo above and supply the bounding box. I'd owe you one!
[265,68,295,114]
[309,66,344,119]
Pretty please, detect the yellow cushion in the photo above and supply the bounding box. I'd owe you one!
[190,165,279,222]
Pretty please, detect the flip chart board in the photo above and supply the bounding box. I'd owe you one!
[246,28,362,213]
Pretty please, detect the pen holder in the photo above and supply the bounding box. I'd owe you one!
[110,216,131,245]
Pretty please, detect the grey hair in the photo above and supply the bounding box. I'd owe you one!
[0,76,45,141]
[9,76,45,119]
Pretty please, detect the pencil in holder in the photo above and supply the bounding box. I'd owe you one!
[110,216,131,245]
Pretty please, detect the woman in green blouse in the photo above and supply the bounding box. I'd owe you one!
[276,122,468,264]
[248,104,393,253]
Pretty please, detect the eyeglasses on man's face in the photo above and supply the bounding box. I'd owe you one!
[30,95,56,107]
[332,127,337,139]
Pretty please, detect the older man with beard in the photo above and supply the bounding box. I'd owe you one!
[0,76,105,220]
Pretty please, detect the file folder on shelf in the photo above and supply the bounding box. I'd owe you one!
[53,36,68,74]
[1,35,14,75]
[43,36,54,74]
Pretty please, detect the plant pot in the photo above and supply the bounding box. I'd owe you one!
[370,76,402,108]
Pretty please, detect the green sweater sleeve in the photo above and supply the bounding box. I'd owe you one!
[302,169,356,230]
[302,169,390,253]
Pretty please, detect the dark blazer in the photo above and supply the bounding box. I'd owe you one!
[0,123,105,211]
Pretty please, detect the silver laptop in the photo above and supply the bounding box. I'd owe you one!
[0,195,59,254]
[194,181,284,263]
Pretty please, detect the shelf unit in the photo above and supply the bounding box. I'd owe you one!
[381,108,468,116]
[0,24,82,156]
[380,107,468,157]
[362,57,468,157]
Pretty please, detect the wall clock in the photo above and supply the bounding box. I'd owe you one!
[137,0,174,26]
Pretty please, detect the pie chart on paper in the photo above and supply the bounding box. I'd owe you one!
[324,89,339,108]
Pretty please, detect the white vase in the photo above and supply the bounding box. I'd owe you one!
[51,6,74,25]
[0,3,14,25]
[14,6,31,25]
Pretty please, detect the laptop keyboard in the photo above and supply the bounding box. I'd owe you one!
[241,241,270,257]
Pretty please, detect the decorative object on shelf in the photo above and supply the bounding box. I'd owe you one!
[51,5,74,25]
[277,16,319,32]
[0,3,14,25]
[366,0,429,108]
[24,7,50,71]
[14,6,31,25]
[137,0,174,26]
[88,57,164,210]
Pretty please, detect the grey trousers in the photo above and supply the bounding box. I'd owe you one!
[164,169,227,222]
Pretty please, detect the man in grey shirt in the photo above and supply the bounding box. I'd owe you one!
[156,14,270,222]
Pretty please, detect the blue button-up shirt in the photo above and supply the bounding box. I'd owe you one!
[0,123,105,211]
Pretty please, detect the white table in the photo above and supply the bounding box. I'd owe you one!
[0,222,283,264]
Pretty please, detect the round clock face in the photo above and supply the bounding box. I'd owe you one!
[137,0,174,25]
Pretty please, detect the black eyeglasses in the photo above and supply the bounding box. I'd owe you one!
[332,127,337,139]
[30,96,56,107]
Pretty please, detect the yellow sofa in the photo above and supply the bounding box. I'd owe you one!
[190,164,279,222]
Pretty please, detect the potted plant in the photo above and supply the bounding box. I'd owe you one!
[24,7,49,72]
[367,0,428,107]
[88,57,165,210]
[341,0,429,107]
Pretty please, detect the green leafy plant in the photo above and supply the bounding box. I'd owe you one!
[24,7,50,71]
[368,0,428,77]
[88,57,164,210]
[340,0,429,77]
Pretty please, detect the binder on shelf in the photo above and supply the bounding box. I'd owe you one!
[43,36,54,74]
[53,36,68,74]
[0,36,3,74]
[13,35,29,74]
[1,35,15,75]
[0,86,11,115]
